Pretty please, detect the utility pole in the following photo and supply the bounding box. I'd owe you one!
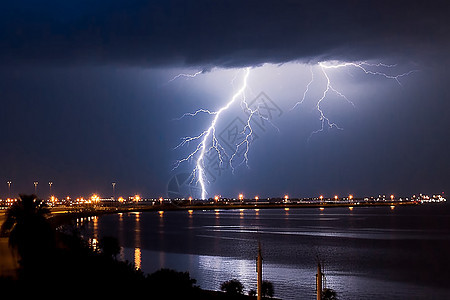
[316,261,323,300]
[257,241,263,300]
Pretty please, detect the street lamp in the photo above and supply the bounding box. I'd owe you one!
[6,181,11,199]
[112,182,116,200]
[49,181,53,197]
[34,181,39,194]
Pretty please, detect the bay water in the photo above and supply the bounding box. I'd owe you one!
[83,204,450,299]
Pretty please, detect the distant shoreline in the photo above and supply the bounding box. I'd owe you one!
[48,200,423,226]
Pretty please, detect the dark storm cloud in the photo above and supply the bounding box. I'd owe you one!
[1,0,448,68]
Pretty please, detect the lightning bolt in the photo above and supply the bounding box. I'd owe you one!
[174,67,251,199]
[168,70,203,82]
[293,61,416,140]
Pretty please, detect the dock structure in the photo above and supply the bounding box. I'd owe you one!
[257,241,263,300]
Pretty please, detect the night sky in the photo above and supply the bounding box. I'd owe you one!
[1,0,449,199]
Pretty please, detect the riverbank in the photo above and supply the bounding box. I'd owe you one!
[1,208,281,298]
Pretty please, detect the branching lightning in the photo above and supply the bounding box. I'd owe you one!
[172,60,415,199]
[292,61,416,140]
[173,68,252,199]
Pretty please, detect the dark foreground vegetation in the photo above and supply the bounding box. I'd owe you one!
[0,194,280,298]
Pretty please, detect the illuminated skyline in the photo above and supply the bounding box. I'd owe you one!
[0,0,449,199]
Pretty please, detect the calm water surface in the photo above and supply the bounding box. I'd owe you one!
[84,204,450,299]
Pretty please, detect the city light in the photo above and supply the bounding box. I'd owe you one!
[90,194,100,204]
[0,187,445,212]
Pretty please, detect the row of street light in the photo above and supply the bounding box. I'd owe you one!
[2,181,121,201]
[3,181,54,198]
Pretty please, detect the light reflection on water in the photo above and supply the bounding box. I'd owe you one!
[84,205,450,300]
[121,247,450,300]
[121,247,315,299]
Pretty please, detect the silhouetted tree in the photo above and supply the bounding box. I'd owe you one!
[248,289,257,297]
[99,236,121,259]
[0,194,55,270]
[262,280,275,298]
[220,279,244,295]
[146,268,199,298]
[322,288,338,300]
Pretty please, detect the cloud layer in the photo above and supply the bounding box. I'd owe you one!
[1,0,449,67]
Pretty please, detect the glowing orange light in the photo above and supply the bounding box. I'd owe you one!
[214,195,219,201]
[319,207,325,211]
[349,206,354,211]
[239,194,244,200]
[390,205,395,210]
[91,194,100,203]
[134,195,141,202]
[319,195,324,200]
[390,194,395,200]
[284,207,290,211]
[158,210,164,216]
[334,195,338,200]
[188,210,193,214]
[284,195,289,200]
[349,194,353,200]
[255,196,259,201]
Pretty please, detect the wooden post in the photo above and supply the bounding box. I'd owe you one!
[316,261,323,300]
[257,242,263,300]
